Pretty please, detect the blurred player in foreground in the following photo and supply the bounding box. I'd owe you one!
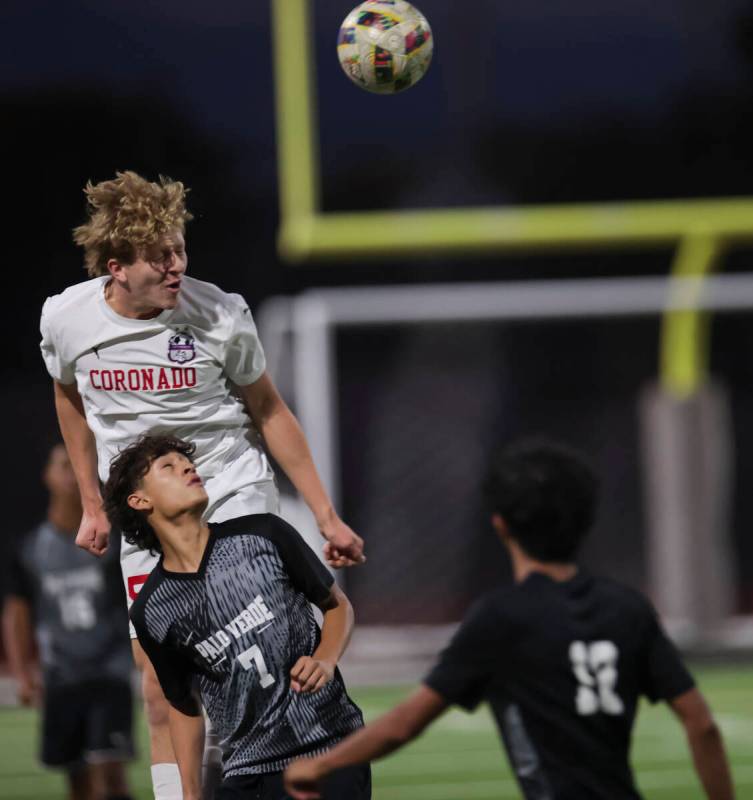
[103,434,370,800]
[40,171,365,798]
[284,441,735,800]
[2,443,134,800]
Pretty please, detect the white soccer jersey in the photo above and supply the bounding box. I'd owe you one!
[40,275,276,523]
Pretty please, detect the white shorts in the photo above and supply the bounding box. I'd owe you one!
[122,474,279,638]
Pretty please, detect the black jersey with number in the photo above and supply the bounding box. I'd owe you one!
[424,571,695,800]
[129,514,364,777]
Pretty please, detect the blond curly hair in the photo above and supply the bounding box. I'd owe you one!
[73,171,193,277]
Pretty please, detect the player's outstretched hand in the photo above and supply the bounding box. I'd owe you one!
[319,516,366,569]
[75,506,111,557]
[283,756,325,800]
[290,656,334,694]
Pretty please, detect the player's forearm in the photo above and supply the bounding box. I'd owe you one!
[53,381,102,509]
[314,687,446,779]
[319,704,424,773]
[167,704,205,800]
[315,587,354,667]
[1,599,35,680]
[687,725,735,800]
[256,403,335,525]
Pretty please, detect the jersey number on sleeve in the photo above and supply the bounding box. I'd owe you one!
[569,640,625,716]
[237,644,275,689]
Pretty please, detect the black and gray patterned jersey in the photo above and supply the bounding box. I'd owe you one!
[424,571,695,800]
[6,522,132,687]
[129,513,364,777]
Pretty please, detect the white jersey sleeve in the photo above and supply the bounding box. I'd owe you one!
[223,293,266,385]
[40,295,76,384]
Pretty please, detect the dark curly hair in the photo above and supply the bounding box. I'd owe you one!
[483,439,598,563]
[103,434,197,554]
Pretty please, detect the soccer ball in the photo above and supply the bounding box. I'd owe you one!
[337,1,433,94]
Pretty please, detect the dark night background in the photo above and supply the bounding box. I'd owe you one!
[4,0,753,620]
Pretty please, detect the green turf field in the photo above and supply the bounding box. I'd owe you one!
[2,666,752,799]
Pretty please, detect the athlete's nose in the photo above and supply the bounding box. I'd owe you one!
[162,250,185,278]
[169,254,185,273]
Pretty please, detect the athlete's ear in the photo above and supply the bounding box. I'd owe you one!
[107,258,128,284]
[127,491,152,512]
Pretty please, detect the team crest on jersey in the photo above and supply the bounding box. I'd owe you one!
[167,329,196,363]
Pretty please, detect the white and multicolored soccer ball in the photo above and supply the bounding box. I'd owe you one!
[337,1,433,94]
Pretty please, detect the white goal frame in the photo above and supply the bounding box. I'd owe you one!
[257,273,753,655]
[259,273,753,507]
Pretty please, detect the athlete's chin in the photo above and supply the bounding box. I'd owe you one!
[191,491,209,512]
[161,295,180,309]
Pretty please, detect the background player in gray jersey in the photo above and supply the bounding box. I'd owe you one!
[103,435,370,800]
[2,443,134,800]
[284,441,734,800]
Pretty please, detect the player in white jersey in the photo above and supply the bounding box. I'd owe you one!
[40,171,365,800]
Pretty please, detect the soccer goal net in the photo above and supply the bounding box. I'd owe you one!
[258,276,753,678]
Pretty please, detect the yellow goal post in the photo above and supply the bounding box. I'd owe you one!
[271,0,753,397]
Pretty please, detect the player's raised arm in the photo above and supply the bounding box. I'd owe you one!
[238,373,365,568]
[669,688,735,800]
[53,380,110,555]
[284,685,447,799]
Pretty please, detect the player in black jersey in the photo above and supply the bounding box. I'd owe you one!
[102,435,370,800]
[284,440,735,800]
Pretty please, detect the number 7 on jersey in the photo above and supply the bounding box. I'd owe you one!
[238,644,275,689]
